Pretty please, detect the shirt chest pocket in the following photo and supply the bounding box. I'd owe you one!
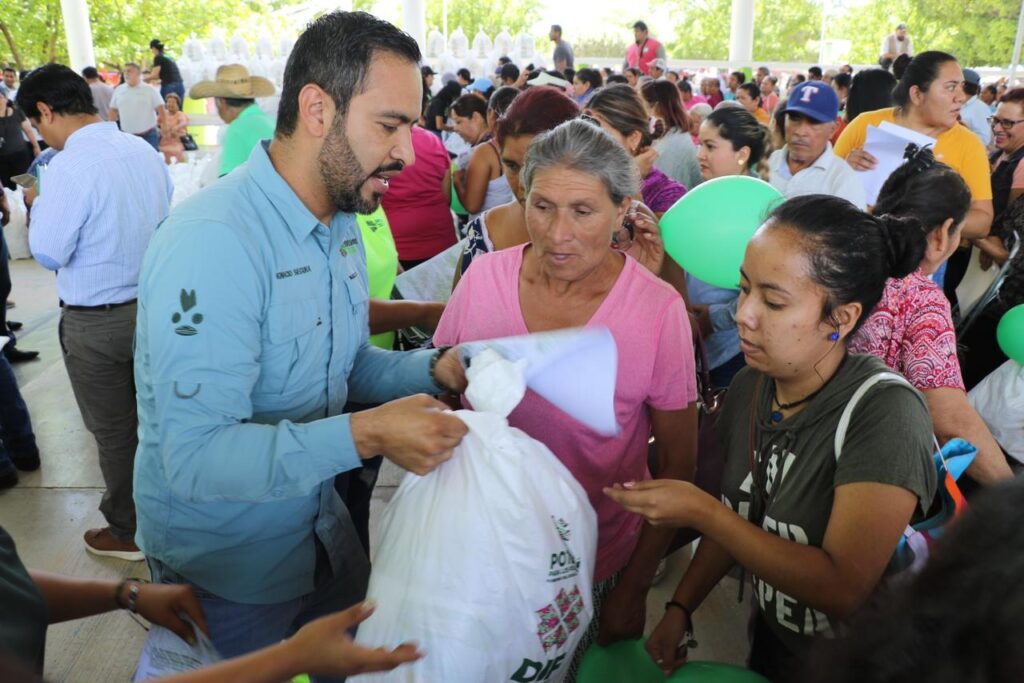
[256,299,324,396]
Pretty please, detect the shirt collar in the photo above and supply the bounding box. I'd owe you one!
[248,140,328,242]
[777,141,836,178]
[63,121,118,150]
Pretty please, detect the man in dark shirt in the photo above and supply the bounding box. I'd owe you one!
[146,38,185,104]
[549,25,574,73]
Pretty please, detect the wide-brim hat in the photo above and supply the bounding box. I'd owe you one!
[189,64,276,99]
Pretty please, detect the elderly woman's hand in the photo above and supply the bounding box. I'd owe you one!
[622,202,665,276]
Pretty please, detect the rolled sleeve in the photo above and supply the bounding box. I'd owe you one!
[139,222,361,503]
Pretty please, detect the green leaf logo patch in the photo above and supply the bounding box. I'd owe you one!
[172,289,204,336]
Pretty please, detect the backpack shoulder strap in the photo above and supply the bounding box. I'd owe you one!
[834,372,912,461]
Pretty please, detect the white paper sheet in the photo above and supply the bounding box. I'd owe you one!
[857,122,937,205]
[394,238,466,304]
[133,615,222,682]
[461,327,620,436]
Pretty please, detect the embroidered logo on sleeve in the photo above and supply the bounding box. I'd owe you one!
[172,289,204,336]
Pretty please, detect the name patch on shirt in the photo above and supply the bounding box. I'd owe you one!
[339,238,360,257]
[275,265,312,280]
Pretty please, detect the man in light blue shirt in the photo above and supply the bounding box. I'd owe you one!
[961,69,993,146]
[18,64,172,562]
[133,12,468,670]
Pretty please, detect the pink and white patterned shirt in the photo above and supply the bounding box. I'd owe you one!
[850,269,965,391]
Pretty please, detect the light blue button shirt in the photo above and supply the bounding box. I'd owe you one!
[29,122,171,305]
[134,141,438,604]
[685,274,740,370]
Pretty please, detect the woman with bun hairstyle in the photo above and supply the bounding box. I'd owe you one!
[606,194,938,682]
[849,146,1014,484]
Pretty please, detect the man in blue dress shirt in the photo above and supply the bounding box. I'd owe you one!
[133,12,469,671]
[18,64,173,561]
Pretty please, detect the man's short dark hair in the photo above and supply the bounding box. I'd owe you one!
[15,63,98,119]
[808,65,823,79]
[551,24,562,34]
[731,70,746,84]
[985,84,999,95]
[457,68,471,82]
[499,63,520,83]
[498,55,511,66]
[276,11,421,137]
[81,66,100,79]
[964,80,980,97]
[633,21,648,32]
[2,67,15,75]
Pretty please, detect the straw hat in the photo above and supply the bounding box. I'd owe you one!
[189,64,276,99]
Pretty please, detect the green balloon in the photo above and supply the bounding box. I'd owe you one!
[451,162,469,215]
[660,176,785,289]
[997,304,1024,364]
[578,639,769,683]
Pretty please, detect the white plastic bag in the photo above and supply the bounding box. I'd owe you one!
[2,187,30,259]
[968,360,1024,464]
[355,351,598,683]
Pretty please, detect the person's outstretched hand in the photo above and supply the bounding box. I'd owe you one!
[352,394,468,475]
[285,602,423,678]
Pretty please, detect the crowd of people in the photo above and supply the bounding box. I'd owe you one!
[0,10,1022,683]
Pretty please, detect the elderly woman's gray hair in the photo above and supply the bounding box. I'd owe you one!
[521,119,640,206]
[688,102,713,123]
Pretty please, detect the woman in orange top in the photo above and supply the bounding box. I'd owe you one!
[158,93,189,164]
[737,82,770,125]
[835,52,993,239]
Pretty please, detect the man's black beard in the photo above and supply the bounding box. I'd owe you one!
[318,115,403,215]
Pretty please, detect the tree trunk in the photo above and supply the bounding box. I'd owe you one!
[0,21,25,71]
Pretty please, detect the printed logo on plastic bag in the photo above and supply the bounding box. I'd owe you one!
[535,586,585,653]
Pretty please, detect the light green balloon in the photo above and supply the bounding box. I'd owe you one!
[997,304,1024,364]
[578,638,769,683]
[660,175,785,289]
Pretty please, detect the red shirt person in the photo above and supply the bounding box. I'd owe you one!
[623,21,666,76]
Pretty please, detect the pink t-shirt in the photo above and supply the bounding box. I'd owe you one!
[849,269,965,390]
[434,245,697,582]
[382,126,457,261]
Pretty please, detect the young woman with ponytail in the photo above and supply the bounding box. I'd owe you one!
[605,194,938,682]
[850,145,1014,484]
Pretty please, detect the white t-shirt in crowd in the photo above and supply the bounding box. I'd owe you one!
[89,81,116,122]
[769,142,866,209]
[110,83,163,134]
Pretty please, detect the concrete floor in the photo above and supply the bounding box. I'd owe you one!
[0,259,750,681]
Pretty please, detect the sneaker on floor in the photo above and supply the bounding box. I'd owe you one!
[11,446,40,471]
[0,460,17,489]
[84,527,144,561]
[7,321,22,331]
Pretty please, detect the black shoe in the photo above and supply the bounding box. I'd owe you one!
[4,348,39,363]
[7,321,22,331]
[11,447,39,472]
[0,461,17,489]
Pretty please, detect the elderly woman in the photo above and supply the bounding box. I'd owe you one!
[434,119,699,676]
[158,92,189,164]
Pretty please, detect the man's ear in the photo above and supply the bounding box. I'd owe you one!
[297,84,332,139]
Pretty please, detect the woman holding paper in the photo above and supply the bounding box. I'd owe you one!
[434,119,699,678]
[835,51,993,240]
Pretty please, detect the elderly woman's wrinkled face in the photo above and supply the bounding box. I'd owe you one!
[525,164,630,283]
[166,96,180,113]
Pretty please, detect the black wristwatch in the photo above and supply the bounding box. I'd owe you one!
[430,346,454,393]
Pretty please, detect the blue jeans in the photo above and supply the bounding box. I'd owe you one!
[148,557,361,683]
[138,128,160,152]
[0,353,36,467]
[160,81,186,104]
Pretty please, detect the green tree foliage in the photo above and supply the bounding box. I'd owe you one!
[833,0,1020,66]
[424,0,540,39]
[654,0,822,62]
[0,0,287,70]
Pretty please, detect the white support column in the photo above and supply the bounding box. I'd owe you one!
[1010,0,1024,86]
[728,0,755,66]
[403,0,426,56]
[60,0,96,72]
